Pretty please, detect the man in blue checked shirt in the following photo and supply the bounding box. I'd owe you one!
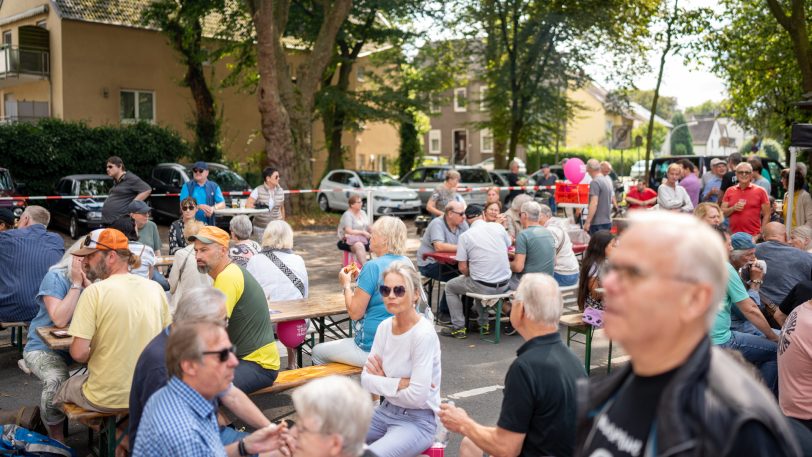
[132,321,287,457]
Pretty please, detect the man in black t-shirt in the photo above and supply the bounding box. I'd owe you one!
[720,152,743,195]
[505,160,526,203]
[438,274,585,457]
[576,211,799,457]
[101,156,152,224]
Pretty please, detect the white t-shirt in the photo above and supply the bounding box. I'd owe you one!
[456,220,511,283]
[246,249,309,301]
[128,242,155,279]
[545,217,580,275]
[360,316,441,411]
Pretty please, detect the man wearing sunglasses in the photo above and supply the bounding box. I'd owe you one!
[101,156,151,225]
[575,212,799,457]
[179,161,226,225]
[132,321,287,457]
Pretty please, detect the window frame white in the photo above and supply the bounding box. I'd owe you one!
[480,86,487,111]
[480,128,493,153]
[453,87,467,112]
[119,89,155,124]
[428,129,442,155]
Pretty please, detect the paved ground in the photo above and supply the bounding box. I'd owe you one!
[0,220,620,456]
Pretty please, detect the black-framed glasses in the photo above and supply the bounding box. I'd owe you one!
[379,285,407,297]
[193,168,205,173]
[449,211,464,216]
[181,205,196,211]
[736,171,751,175]
[202,345,237,363]
[83,234,115,251]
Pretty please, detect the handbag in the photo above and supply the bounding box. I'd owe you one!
[262,250,306,297]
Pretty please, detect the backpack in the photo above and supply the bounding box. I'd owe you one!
[0,425,74,456]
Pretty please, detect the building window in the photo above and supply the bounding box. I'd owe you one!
[454,88,467,112]
[120,90,155,123]
[428,94,440,114]
[2,31,11,47]
[481,129,493,153]
[429,129,442,154]
[480,86,487,111]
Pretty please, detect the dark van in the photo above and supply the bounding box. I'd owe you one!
[647,156,786,199]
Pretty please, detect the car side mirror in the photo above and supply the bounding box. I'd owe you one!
[351,181,361,188]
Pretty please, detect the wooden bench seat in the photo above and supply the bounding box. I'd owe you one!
[61,402,126,457]
[250,362,362,396]
[559,312,613,375]
[0,321,28,354]
[465,292,513,344]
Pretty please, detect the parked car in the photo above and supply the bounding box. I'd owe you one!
[317,170,422,216]
[475,157,527,174]
[648,155,786,199]
[148,163,252,224]
[528,165,565,183]
[48,175,112,239]
[0,167,26,219]
[399,165,493,209]
[489,170,537,205]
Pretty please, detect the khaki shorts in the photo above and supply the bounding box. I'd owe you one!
[52,373,127,414]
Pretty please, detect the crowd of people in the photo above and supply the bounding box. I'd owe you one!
[4,154,812,457]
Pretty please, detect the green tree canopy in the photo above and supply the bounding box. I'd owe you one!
[629,90,677,121]
[670,111,694,155]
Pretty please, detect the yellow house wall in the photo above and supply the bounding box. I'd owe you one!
[565,88,608,148]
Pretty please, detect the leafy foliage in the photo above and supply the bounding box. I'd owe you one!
[685,99,728,119]
[0,119,189,195]
[670,111,694,155]
[628,90,677,121]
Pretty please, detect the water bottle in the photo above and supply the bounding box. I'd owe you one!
[424,401,454,456]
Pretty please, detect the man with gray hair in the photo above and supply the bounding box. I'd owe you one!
[582,158,613,234]
[439,273,585,456]
[576,211,799,457]
[538,204,580,286]
[0,205,63,321]
[289,376,376,457]
[228,215,261,267]
[128,287,272,451]
[509,201,555,290]
[504,193,533,240]
[132,321,286,456]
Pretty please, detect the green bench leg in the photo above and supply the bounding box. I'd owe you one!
[480,299,503,344]
[584,327,593,376]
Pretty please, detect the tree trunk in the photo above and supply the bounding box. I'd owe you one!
[324,61,354,172]
[398,115,420,177]
[645,0,677,183]
[766,0,812,94]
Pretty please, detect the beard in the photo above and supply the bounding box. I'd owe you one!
[197,263,210,274]
[84,259,109,281]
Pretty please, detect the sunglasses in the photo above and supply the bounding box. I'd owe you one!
[379,285,407,297]
[83,234,115,251]
[202,345,237,363]
[181,205,196,211]
[449,211,464,216]
[193,168,205,173]
[736,171,751,175]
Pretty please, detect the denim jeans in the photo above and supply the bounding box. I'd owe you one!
[366,400,436,457]
[311,338,369,367]
[554,272,579,287]
[232,359,278,393]
[445,275,509,329]
[419,262,459,316]
[718,331,778,395]
[152,269,170,291]
[588,223,612,235]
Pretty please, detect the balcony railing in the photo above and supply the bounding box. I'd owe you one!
[0,46,49,78]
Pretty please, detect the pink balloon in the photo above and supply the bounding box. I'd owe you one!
[278,319,308,348]
[563,158,586,183]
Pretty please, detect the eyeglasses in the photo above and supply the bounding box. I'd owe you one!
[202,345,237,363]
[449,211,464,216]
[735,171,751,175]
[379,285,407,297]
[600,260,697,284]
[83,234,115,251]
[181,205,196,211]
[193,168,205,174]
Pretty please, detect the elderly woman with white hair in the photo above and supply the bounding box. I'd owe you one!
[790,225,812,252]
[361,261,441,457]
[228,215,261,267]
[504,193,533,241]
[247,220,308,370]
[312,216,411,367]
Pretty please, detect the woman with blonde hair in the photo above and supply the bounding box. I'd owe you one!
[312,216,411,367]
[168,220,212,314]
[694,202,724,227]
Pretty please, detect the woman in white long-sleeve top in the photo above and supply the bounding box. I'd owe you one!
[360,261,441,457]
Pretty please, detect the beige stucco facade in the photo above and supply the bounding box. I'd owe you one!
[0,1,399,185]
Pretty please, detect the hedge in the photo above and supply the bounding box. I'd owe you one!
[526,145,643,176]
[0,119,190,196]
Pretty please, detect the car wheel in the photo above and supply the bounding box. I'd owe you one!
[318,194,331,212]
[69,215,80,239]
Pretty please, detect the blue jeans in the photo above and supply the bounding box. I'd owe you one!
[419,262,459,316]
[554,272,579,287]
[232,359,278,394]
[588,223,612,235]
[719,331,778,395]
[366,400,436,457]
[220,426,256,457]
[152,269,170,291]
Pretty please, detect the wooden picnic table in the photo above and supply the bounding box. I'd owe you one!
[214,208,270,217]
[423,251,458,265]
[37,327,72,351]
[155,256,173,267]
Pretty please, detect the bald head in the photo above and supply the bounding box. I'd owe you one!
[763,222,787,243]
[444,201,464,214]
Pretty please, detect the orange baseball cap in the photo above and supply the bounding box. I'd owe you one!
[188,225,230,248]
[74,228,130,256]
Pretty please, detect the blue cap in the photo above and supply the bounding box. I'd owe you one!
[128,200,151,214]
[192,161,208,170]
[731,232,757,250]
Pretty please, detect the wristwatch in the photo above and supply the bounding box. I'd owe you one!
[70,283,83,291]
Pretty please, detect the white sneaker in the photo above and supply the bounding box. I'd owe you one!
[17,358,31,375]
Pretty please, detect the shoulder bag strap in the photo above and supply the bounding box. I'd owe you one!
[262,250,305,297]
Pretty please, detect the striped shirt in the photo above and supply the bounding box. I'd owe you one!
[131,377,225,457]
[0,224,63,322]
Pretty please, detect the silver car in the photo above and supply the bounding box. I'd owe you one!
[317,170,422,216]
[399,165,492,209]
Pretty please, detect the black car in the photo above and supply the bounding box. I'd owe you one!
[0,167,27,219]
[49,175,112,239]
[489,170,537,205]
[148,162,251,224]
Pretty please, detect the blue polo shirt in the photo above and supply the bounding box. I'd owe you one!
[0,225,64,322]
[132,377,225,457]
[179,180,224,223]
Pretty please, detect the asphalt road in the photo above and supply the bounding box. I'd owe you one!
[0,220,620,456]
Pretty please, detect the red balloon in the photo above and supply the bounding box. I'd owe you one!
[277,319,308,348]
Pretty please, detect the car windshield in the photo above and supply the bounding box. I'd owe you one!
[187,167,248,191]
[78,179,112,196]
[0,171,11,191]
[459,168,492,183]
[358,172,401,186]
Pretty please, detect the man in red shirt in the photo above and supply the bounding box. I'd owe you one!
[722,162,770,236]
[625,180,657,210]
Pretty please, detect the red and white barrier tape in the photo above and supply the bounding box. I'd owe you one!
[0,185,556,201]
